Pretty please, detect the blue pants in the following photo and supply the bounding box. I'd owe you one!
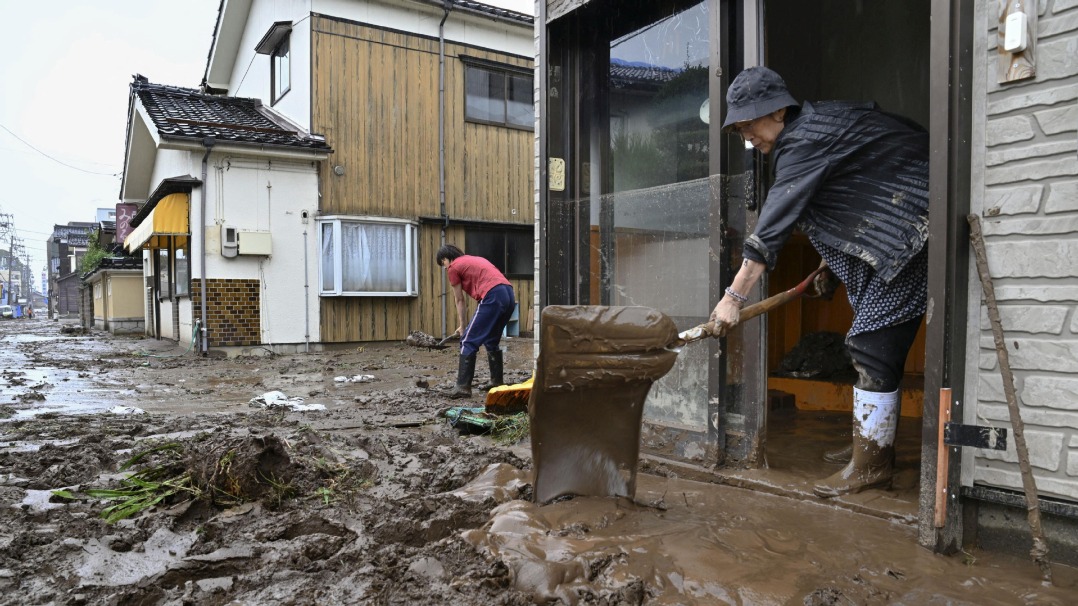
[461,284,515,357]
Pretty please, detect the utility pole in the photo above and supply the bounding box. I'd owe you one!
[9,237,21,306]
[0,212,13,305]
[25,246,32,307]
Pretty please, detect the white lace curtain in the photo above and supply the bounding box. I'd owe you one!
[341,222,406,292]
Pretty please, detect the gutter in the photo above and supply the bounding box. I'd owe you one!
[162,139,331,161]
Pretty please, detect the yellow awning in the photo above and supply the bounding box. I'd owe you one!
[124,193,190,252]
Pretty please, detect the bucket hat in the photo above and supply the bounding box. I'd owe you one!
[721,67,799,131]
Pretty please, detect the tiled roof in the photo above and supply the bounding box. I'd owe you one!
[132,76,331,152]
[610,59,681,90]
[81,256,143,280]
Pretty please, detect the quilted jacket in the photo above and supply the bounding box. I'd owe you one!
[743,101,930,283]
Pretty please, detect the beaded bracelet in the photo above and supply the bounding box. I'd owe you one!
[724,286,748,306]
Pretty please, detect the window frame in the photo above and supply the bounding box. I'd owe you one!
[272,34,291,105]
[464,226,534,280]
[317,216,419,297]
[462,57,534,131]
[173,246,190,298]
[156,248,171,301]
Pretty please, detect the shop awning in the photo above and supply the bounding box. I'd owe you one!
[124,193,190,252]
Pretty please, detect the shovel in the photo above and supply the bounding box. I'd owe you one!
[668,264,828,350]
[436,330,461,347]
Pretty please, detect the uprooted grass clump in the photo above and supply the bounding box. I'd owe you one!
[489,413,529,445]
[71,431,375,522]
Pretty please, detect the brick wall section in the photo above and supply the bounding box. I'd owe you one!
[191,279,261,347]
[969,0,1078,500]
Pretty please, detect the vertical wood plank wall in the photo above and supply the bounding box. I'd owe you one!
[311,15,534,342]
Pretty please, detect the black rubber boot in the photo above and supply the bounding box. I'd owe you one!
[447,353,477,399]
[478,349,505,391]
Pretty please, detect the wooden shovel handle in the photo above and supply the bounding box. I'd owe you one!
[739,265,827,323]
[678,266,828,346]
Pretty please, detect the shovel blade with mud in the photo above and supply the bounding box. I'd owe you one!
[529,306,680,504]
[529,267,826,504]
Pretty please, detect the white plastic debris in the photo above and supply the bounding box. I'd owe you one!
[249,390,326,412]
[334,375,376,383]
[107,405,145,415]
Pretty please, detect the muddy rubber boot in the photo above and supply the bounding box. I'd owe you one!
[446,353,476,399]
[478,349,505,391]
[813,388,898,498]
[822,443,853,464]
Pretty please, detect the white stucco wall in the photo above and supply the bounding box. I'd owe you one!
[194,151,323,346]
[138,148,322,348]
[965,0,1078,501]
[227,0,313,129]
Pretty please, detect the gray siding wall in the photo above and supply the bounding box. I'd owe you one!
[966,0,1078,501]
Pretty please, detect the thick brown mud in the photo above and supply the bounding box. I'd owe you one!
[1,316,1076,604]
[530,306,679,503]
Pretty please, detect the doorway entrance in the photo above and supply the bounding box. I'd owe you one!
[540,0,933,520]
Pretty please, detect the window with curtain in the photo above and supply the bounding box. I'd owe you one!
[318,217,418,296]
[464,61,533,130]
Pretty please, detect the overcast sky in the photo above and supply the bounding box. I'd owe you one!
[0,0,533,284]
[0,0,221,277]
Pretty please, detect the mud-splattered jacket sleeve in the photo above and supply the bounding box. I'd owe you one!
[743,137,831,270]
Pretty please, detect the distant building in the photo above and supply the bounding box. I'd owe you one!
[47,222,95,317]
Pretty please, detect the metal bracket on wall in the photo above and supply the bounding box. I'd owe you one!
[944,422,1008,450]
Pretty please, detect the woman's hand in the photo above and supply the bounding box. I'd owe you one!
[812,264,840,300]
[707,296,742,337]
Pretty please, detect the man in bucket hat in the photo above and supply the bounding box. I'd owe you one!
[708,67,930,499]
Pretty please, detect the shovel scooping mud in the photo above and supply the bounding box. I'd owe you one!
[405,330,460,350]
[530,266,826,504]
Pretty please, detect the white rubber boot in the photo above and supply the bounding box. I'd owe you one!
[813,387,899,498]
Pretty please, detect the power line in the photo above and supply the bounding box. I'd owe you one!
[0,123,122,177]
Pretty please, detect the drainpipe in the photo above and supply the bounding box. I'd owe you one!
[438,2,451,338]
[303,214,310,353]
[200,136,216,355]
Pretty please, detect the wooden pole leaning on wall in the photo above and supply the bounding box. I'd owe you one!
[967,214,1052,584]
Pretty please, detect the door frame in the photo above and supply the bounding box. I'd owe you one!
[920,0,973,552]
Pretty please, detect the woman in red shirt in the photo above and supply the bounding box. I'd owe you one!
[437,244,516,398]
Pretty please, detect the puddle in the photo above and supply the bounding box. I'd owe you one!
[0,438,79,453]
[77,527,199,587]
[18,489,67,512]
[0,334,87,343]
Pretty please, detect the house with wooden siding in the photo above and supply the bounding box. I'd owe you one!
[200,0,536,345]
[535,0,1078,561]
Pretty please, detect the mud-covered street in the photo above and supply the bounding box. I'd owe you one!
[1,316,1076,605]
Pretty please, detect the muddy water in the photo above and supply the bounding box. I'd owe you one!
[465,471,1077,605]
[530,306,679,503]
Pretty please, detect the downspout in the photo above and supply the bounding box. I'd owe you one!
[199,136,216,355]
[303,205,310,353]
[438,2,451,338]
